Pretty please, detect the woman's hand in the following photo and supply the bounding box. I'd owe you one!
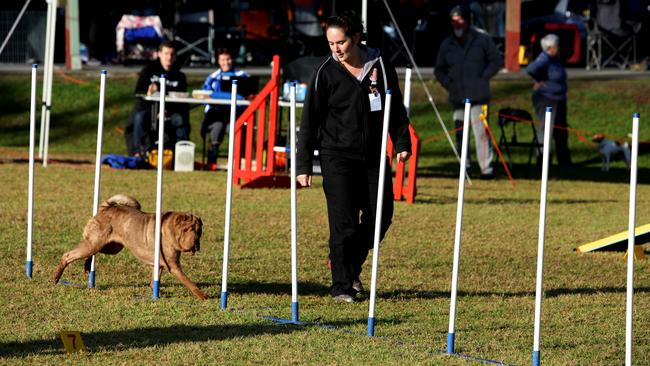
[397,151,410,163]
[297,174,312,187]
[533,81,545,91]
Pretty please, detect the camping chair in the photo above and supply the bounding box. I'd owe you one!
[497,108,543,177]
[173,10,215,65]
[585,0,641,70]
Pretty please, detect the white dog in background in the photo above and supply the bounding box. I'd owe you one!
[592,134,631,172]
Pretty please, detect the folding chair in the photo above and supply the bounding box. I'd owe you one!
[497,108,543,177]
[585,0,641,70]
[173,10,215,65]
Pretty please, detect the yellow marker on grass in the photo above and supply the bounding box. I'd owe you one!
[60,331,86,353]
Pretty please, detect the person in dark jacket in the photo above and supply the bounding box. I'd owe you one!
[296,12,412,303]
[526,33,572,166]
[124,41,190,157]
[434,5,502,178]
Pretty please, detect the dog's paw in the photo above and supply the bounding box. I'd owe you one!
[194,290,209,300]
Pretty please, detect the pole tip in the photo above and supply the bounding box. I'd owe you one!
[232,79,238,85]
[546,106,553,112]
[32,64,38,69]
[160,73,167,78]
[290,81,296,87]
[633,112,640,118]
[386,89,392,95]
[101,70,107,75]
[464,98,471,104]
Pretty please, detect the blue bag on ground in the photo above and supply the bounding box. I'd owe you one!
[101,154,148,169]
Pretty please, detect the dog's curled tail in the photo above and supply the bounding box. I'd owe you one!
[101,194,141,211]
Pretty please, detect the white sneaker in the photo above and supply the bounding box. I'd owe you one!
[333,294,355,303]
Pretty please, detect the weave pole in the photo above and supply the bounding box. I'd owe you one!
[41,0,57,166]
[403,68,412,116]
[367,90,393,336]
[39,0,55,159]
[625,112,640,366]
[220,80,238,309]
[152,75,166,299]
[446,99,471,353]
[532,106,553,366]
[26,64,38,278]
[88,70,107,288]
[289,83,299,322]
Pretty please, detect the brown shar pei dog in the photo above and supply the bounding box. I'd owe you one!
[52,194,208,300]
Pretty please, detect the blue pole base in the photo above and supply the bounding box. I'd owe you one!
[447,332,455,354]
[152,280,160,299]
[532,350,540,366]
[367,317,375,336]
[88,270,95,289]
[291,301,299,323]
[220,291,228,309]
[26,261,33,278]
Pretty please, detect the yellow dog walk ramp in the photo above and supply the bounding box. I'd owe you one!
[576,223,650,258]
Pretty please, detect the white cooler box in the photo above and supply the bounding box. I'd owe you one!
[174,141,195,172]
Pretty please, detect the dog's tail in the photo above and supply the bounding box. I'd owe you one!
[100,194,141,211]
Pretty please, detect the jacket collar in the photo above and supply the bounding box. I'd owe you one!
[331,45,381,82]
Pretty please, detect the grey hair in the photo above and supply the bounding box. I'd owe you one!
[540,34,559,51]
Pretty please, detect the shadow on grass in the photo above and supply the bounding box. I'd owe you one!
[228,281,331,297]
[0,158,93,165]
[376,286,650,301]
[0,323,301,358]
[546,286,650,298]
[413,195,619,205]
[415,158,650,185]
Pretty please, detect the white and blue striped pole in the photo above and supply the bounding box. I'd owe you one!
[447,98,471,353]
[26,64,38,278]
[625,112,639,366]
[532,106,553,366]
[220,80,238,309]
[368,90,393,336]
[88,70,107,288]
[152,74,166,299]
[289,82,299,322]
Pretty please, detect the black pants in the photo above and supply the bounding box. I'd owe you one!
[320,155,394,297]
[532,94,572,166]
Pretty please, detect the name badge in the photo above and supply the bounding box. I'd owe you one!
[369,92,382,112]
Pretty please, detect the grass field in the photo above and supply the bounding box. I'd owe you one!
[1,71,649,365]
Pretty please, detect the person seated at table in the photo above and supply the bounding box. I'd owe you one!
[200,48,251,170]
[124,41,190,157]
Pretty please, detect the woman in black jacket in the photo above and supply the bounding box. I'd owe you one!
[296,12,412,303]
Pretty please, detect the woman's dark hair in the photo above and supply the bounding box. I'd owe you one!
[216,48,231,57]
[325,11,367,42]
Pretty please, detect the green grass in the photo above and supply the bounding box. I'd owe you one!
[1,72,649,365]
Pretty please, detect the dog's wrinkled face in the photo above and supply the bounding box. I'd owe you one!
[172,213,203,255]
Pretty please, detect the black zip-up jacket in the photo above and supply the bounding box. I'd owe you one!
[133,60,188,115]
[296,47,412,176]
